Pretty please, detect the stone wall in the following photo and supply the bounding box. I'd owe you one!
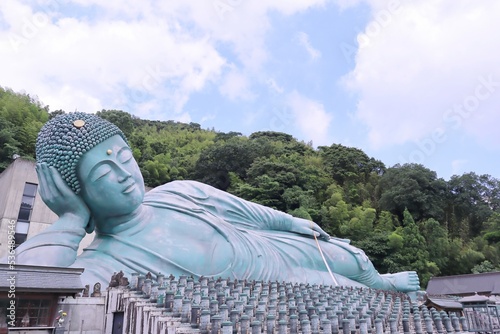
[58,295,106,334]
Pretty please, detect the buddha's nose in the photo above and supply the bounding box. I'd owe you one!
[116,166,132,182]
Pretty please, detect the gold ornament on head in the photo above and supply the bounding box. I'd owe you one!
[73,119,85,128]
[107,149,112,155]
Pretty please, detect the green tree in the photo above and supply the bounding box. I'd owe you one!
[49,109,65,119]
[233,156,300,211]
[471,260,499,274]
[376,210,398,232]
[0,86,49,170]
[446,173,499,239]
[97,109,134,138]
[477,213,500,267]
[0,118,21,170]
[383,209,435,286]
[249,131,295,143]
[354,232,392,273]
[420,218,449,272]
[318,144,385,206]
[378,164,446,222]
[339,206,376,241]
[193,137,258,191]
[442,238,486,275]
[318,144,385,186]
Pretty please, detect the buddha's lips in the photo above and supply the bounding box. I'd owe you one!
[123,182,136,194]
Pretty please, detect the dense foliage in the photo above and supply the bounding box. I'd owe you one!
[0,87,49,170]
[1,87,499,287]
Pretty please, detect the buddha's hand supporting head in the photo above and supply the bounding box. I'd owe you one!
[36,163,91,232]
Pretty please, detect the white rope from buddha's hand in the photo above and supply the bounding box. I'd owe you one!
[311,221,339,287]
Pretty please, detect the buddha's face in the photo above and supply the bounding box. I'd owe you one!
[77,135,145,218]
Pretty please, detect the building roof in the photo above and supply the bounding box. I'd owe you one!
[426,271,500,296]
[0,264,85,294]
[425,295,463,310]
[458,293,491,304]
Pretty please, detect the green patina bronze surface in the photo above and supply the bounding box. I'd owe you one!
[36,112,127,194]
[11,113,420,292]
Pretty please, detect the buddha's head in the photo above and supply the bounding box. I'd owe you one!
[36,112,145,219]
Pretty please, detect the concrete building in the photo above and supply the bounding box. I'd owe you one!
[0,158,94,259]
[0,158,58,259]
[0,264,85,333]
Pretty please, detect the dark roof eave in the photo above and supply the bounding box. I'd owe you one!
[1,287,84,294]
[425,298,463,310]
[0,264,85,291]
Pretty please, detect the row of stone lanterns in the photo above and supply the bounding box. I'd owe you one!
[459,293,500,333]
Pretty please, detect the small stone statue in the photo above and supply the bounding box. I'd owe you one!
[119,275,129,287]
[82,284,90,297]
[91,282,102,297]
[109,272,119,287]
[109,270,127,287]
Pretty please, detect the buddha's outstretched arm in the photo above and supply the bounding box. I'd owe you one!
[13,164,90,267]
[154,180,330,240]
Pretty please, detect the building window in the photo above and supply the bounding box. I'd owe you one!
[15,182,37,247]
[15,298,52,327]
[0,296,57,328]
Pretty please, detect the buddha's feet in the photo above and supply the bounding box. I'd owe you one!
[380,271,420,292]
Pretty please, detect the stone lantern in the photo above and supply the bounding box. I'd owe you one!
[459,293,500,333]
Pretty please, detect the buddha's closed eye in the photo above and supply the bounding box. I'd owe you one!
[91,164,112,182]
[118,149,133,163]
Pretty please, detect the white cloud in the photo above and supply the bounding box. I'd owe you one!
[296,31,321,60]
[200,113,216,124]
[0,1,226,117]
[0,0,329,119]
[286,91,333,145]
[219,67,255,101]
[343,0,500,149]
[267,78,284,94]
[173,112,192,124]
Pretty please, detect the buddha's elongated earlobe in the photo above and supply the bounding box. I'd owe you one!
[85,217,96,234]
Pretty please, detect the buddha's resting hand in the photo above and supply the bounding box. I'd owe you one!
[287,218,330,240]
[36,163,90,230]
[11,164,90,267]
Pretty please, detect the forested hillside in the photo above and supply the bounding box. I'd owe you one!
[1,86,499,287]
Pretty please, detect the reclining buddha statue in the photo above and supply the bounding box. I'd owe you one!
[11,112,419,292]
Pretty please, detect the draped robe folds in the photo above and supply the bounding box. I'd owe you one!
[73,181,369,287]
[12,180,371,287]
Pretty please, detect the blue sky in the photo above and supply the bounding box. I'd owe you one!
[1,0,499,180]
